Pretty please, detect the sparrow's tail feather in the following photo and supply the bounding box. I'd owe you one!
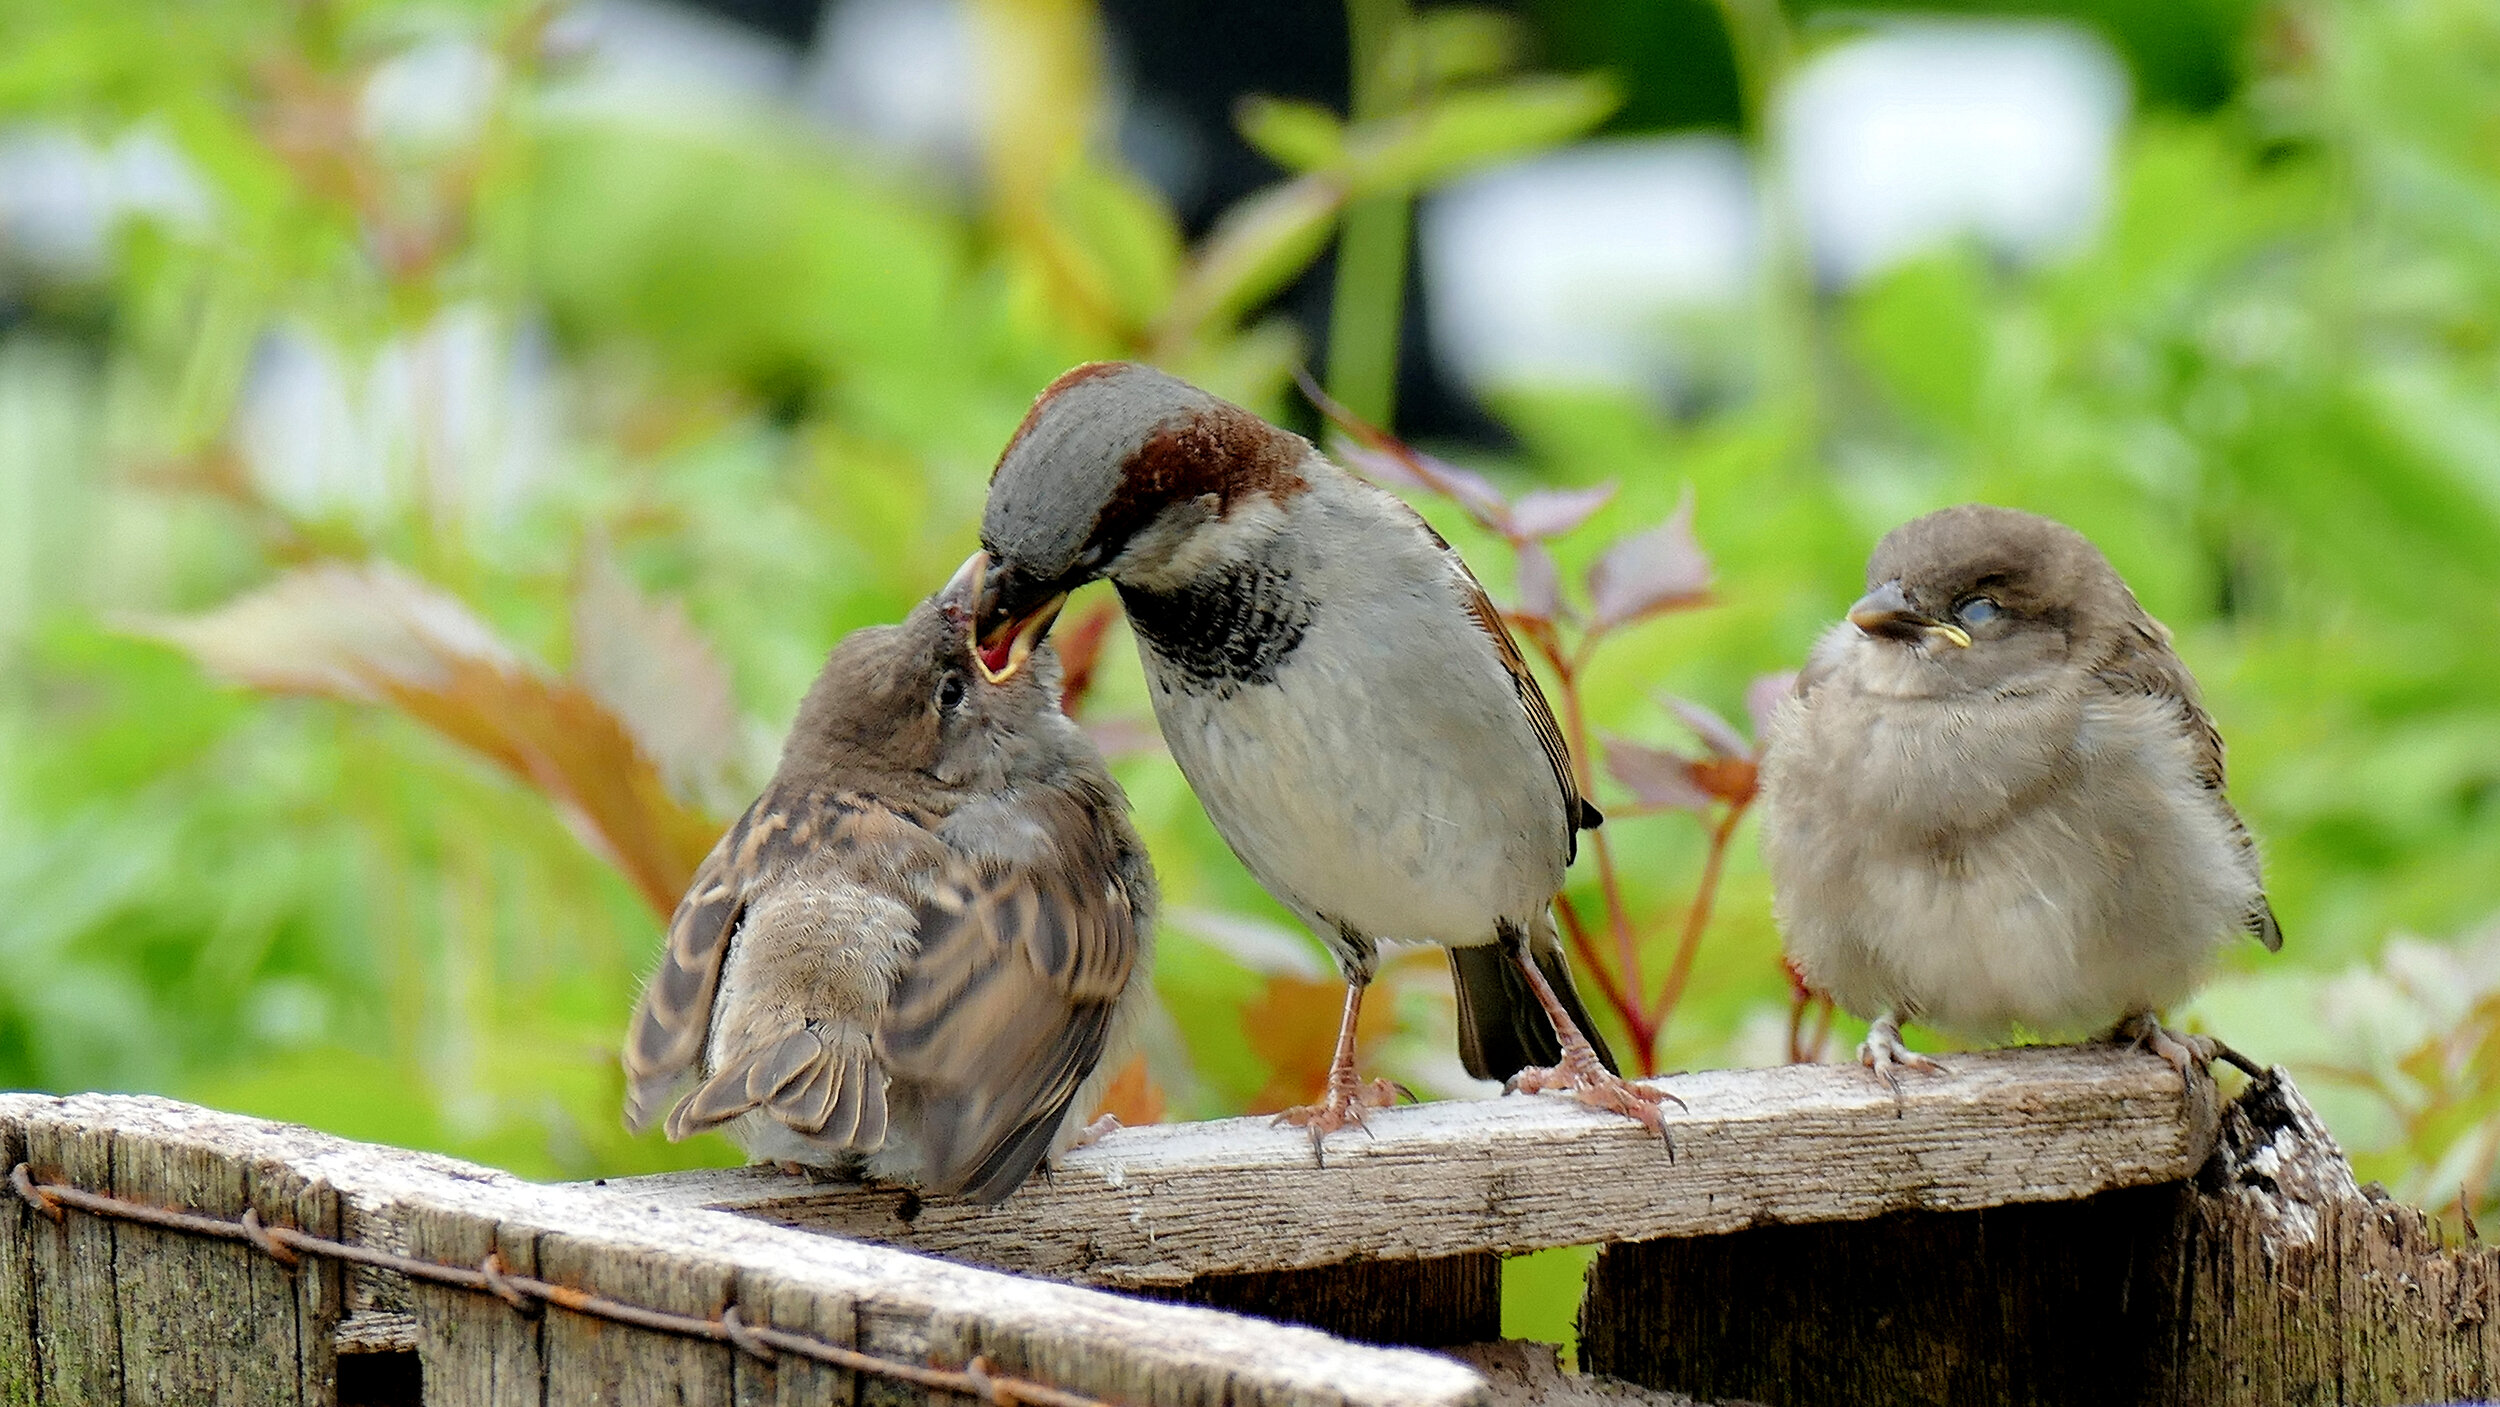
[2249,895,2284,953]
[1448,938,1622,1083]
[662,1026,891,1156]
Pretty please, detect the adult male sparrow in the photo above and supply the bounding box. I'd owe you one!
[1759,504,2280,1088]
[622,556,1155,1202]
[968,361,1667,1146]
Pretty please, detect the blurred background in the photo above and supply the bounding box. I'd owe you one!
[4,0,2499,1346]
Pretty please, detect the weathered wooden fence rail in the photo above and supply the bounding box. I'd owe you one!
[1,1046,2493,1406]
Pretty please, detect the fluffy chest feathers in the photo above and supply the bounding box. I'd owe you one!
[1118,480,1570,946]
[1761,628,2259,1038]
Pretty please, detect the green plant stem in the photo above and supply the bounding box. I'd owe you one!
[1324,0,1412,429]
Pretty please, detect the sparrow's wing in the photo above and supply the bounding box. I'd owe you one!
[622,796,766,1134]
[875,788,1145,1202]
[2091,620,2284,951]
[622,788,932,1136]
[1407,514,1602,846]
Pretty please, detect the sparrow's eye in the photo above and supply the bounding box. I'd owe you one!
[934,673,968,713]
[1955,595,2002,626]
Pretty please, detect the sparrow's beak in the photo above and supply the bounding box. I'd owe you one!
[1848,580,1971,649]
[963,552,1069,684]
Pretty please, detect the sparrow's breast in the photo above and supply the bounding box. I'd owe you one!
[1764,652,2259,1037]
[1121,506,1568,946]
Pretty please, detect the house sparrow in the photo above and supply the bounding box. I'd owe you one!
[1759,504,2280,1090]
[968,361,1668,1148]
[621,555,1155,1202]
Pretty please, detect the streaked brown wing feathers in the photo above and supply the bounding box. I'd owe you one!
[2091,619,2283,950]
[876,790,1143,1198]
[622,787,929,1133]
[1431,528,1595,844]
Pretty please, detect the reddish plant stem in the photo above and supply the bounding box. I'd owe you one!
[1540,637,1660,1073]
[1806,994,1836,1062]
[1644,800,1747,1034]
[1786,986,1836,1064]
[1554,893,1647,1053]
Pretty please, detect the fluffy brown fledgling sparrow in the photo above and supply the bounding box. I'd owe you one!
[1759,505,2280,1089]
[621,556,1155,1203]
[967,361,1668,1148]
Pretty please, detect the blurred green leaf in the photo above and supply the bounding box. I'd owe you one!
[1235,96,1346,174]
[1156,174,1347,351]
[1347,75,1622,195]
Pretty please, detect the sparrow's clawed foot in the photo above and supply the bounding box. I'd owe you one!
[1273,1076,1408,1158]
[1507,1049,1685,1152]
[2113,1012,2259,1083]
[1860,1011,1948,1108]
[1067,1113,1124,1149]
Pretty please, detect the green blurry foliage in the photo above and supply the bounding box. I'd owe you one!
[0,0,2496,1249]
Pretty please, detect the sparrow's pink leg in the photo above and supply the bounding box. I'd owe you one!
[2113,1011,2260,1084]
[1504,952,1684,1149]
[1067,1113,1124,1149]
[1859,1008,1948,1108]
[1272,983,1406,1159]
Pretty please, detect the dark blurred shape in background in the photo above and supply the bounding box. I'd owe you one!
[630,0,2238,439]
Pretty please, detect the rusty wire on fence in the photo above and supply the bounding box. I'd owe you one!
[8,1162,1114,1407]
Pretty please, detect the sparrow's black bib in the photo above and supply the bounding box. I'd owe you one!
[1119,557,1312,694]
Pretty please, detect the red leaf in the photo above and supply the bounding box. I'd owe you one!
[1688,755,1759,806]
[1585,490,1710,630]
[1296,366,1514,531]
[573,548,741,807]
[1602,735,1715,813]
[1663,695,1750,761]
[1052,597,1122,718]
[1512,540,1565,625]
[1088,1054,1167,1127]
[134,561,719,920]
[1338,444,1512,529]
[1508,482,1615,541]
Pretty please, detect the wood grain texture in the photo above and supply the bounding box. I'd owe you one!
[1580,1068,2500,1407]
[2,1091,346,1407]
[1131,1252,1501,1346]
[0,1115,34,1407]
[603,1045,2219,1286]
[23,1104,121,1405]
[399,1199,544,1407]
[2150,1069,2500,1406]
[1579,1183,2189,1405]
[0,1092,1488,1407]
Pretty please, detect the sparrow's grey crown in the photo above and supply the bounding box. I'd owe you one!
[978,362,1311,625]
[980,363,1228,590]
[1868,504,2130,631]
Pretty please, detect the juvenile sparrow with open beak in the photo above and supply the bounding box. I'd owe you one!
[622,557,1155,1202]
[970,361,1668,1149]
[1759,504,2280,1090]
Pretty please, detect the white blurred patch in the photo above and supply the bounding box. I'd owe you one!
[1780,20,2129,286]
[0,124,211,283]
[1421,137,1759,398]
[237,306,559,534]
[799,0,986,176]
[361,35,504,155]
[543,0,801,112]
